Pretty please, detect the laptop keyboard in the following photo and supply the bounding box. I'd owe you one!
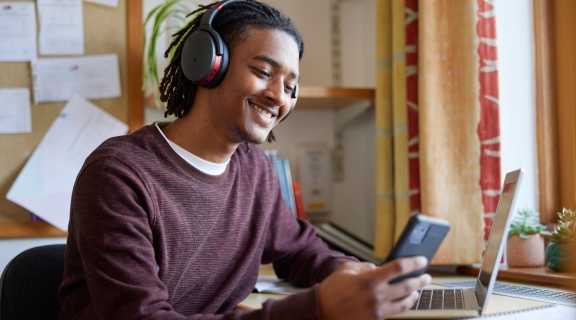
[434,280,576,307]
[411,289,465,310]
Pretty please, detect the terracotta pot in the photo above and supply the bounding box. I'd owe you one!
[506,234,545,267]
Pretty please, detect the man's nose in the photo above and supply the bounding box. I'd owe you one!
[264,78,286,107]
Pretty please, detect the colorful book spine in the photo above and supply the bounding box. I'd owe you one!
[264,150,297,216]
[292,181,308,221]
[279,158,296,214]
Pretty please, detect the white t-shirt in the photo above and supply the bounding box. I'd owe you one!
[155,122,229,175]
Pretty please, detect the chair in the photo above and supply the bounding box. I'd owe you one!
[0,244,66,320]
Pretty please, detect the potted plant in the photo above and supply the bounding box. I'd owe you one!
[506,208,550,267]
[143,0,199,108]
[546,208,576,272]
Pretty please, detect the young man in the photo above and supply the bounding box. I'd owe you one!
[58,1,431,319]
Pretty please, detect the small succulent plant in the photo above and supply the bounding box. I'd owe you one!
[550,208,576,244]
[508,208,550,239]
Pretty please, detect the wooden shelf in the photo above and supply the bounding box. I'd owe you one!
[145,86,375,111]
[0,221,67,239]
[297,86,374,110]
[456,265,576,287]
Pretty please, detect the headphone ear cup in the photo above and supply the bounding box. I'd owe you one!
[202,39,229,88]
[280,85,298,122]
[181,30,217,83]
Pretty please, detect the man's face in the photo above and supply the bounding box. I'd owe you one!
[211,28,300,145]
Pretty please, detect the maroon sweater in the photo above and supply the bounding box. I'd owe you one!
[58,124,357,319]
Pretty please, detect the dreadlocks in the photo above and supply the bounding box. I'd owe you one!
[159,0,304,145]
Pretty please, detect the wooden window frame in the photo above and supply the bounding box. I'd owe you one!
[535,0,576,223]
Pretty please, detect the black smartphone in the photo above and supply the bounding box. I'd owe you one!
[382,215,450,284]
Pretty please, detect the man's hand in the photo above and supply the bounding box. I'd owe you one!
[318,256,431,320]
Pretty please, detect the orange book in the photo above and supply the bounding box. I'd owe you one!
[292,181,308,221]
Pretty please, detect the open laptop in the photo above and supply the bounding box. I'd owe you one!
[390,168,523,319]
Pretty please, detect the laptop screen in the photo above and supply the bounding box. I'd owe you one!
[476,169,522,309]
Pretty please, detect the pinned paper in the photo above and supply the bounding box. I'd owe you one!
[37,0,84,55]
[84,0,118,7]
[0,88,32,134]
[6,94,128,231]
[0,3,37,62]
[32,54,122,104]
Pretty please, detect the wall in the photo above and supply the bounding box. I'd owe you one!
[495,0,539,212]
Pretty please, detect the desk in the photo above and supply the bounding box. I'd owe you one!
[237,265,576,318]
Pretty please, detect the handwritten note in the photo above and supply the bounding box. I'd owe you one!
[0,3,37,62]
[32,54,122,104]
[0,88,32,134]
[37,0,84,55]
[6,94,129,231]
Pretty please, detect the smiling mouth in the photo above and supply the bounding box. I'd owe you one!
[249,101,274,119]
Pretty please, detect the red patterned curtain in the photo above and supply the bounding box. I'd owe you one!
[476,0,502,240]
[406,0,420,217]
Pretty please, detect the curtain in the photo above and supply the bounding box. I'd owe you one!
[375,0,501,264]
[374,0,412,259]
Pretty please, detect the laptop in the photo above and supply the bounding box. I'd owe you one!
[390,168,523,319]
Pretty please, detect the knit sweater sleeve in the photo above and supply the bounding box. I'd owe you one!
[64,156,328,320]
[260,166,359,287]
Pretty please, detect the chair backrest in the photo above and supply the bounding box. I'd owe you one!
[0,244,66,320]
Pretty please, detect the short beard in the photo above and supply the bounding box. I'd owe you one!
[236,130,276,153]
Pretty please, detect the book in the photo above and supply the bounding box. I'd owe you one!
[314,222,380,264]
[264,150,296,216]
[292,181,308,221]
[279,158,296,213]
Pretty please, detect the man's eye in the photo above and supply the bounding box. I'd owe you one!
[285,85,294,93]
[257,69,270,78]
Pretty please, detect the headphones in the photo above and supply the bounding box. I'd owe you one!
[180,0,297,122]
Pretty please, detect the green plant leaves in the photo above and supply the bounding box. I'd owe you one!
[551,208,576,244]
[143,0,200,109]
[507,208,550,238]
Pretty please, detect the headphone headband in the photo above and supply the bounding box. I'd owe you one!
[200,0,242,26]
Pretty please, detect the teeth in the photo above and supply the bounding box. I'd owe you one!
[250,102,272,118]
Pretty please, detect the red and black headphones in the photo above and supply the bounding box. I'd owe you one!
[180,0,298,122]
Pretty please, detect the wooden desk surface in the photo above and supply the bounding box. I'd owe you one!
[238,265,576,318]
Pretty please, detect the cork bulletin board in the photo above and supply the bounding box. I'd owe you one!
[0,0,143,238]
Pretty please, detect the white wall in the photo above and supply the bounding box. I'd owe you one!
[495,0,538,213]
[265,0,333,86]
[339,0,376,88]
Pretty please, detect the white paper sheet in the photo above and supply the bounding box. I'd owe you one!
[0,3,37,62]
[6,94,128,231]
[254,275,304,295]
[32,54,122,104]
[0,88,32,134]
[37,0,84,55]
[84,0,118,7]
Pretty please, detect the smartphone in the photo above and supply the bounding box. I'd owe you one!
[382,215,450,284]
